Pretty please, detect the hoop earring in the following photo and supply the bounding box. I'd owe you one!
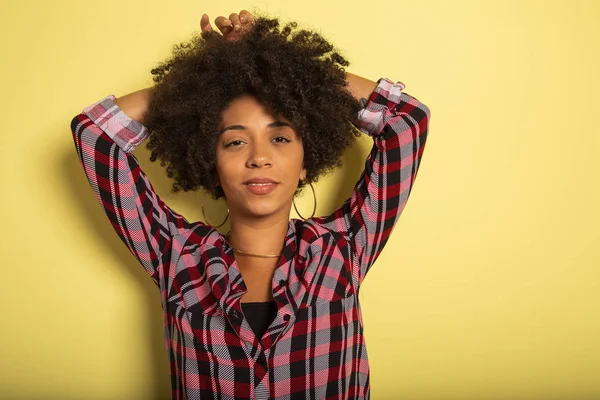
[201,191,229,228]
[293,182,317,220]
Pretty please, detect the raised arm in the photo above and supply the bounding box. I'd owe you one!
[113,87,154,124]
[313,76,431,287]
[344,72,379,103]
[70,90,204,285]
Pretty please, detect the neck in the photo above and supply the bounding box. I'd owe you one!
[226,213,290,257]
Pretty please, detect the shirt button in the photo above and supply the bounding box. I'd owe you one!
[283,314,291,322]
[279,279,287,286]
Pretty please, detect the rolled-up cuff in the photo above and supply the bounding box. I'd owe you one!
[356,78,406,137]
[83,95,149,153]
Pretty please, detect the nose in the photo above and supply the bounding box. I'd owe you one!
[246,142,272,168]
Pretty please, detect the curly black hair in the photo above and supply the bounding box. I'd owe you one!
[143,15,363,200]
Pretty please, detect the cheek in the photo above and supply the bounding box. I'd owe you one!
[216,154,242,186]
[214,153,230,183]
[215,149,231,170]
[292,146,305,171]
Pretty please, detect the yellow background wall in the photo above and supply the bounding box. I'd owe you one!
[1,0,598,399]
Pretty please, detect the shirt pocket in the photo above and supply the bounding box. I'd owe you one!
[287,254,359,343]
[167,243,223,318]
[296,248,356,307]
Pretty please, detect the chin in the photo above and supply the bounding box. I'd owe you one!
[247,205,280,218]
[243,198,288,217]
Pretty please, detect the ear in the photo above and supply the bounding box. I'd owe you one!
[212,172,221,188]
[300,167,307,182]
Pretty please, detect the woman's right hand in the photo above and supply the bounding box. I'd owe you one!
[200,10,256,41]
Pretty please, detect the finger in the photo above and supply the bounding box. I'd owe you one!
[215,15,233,34]
[238,10,255,34]
[200,14,215,37]
[229,13,242,31]
[239,10,255,24]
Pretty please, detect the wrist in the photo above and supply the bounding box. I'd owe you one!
[114,87,154,124]
[344,72,378,101]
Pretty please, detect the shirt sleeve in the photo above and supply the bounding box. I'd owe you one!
[70,95,200,285]
[312,78,431,287]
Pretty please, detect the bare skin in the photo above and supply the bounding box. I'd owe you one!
[116,10,378,302]
[215,94,305,302]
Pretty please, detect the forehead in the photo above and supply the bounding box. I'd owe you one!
[220,94,290,125]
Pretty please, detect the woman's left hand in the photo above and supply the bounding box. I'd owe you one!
[200,10,256,41]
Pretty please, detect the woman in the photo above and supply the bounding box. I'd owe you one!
[71,10,430,400]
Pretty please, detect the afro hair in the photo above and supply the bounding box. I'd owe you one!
[143,15,363,200]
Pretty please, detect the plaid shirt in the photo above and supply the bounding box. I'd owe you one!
[71,78,430,400]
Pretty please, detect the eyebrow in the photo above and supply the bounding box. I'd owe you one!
[219,121,293,135]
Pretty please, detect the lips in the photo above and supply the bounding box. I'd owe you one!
[244,178,279,195]
[244,178,278,184]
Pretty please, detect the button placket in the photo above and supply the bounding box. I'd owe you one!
[229,308,243,324]
[257,352,268,369]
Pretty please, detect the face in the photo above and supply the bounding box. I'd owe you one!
[214,94,307,219]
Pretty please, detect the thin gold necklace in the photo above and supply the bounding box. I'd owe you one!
[224,232,282,259]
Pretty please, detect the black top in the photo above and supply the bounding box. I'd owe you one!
[241,300,278,341]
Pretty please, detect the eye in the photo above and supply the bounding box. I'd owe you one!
[224,137,291,148]
[224,140,244,148]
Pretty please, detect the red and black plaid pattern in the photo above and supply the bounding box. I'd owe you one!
[71,78,430,399]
